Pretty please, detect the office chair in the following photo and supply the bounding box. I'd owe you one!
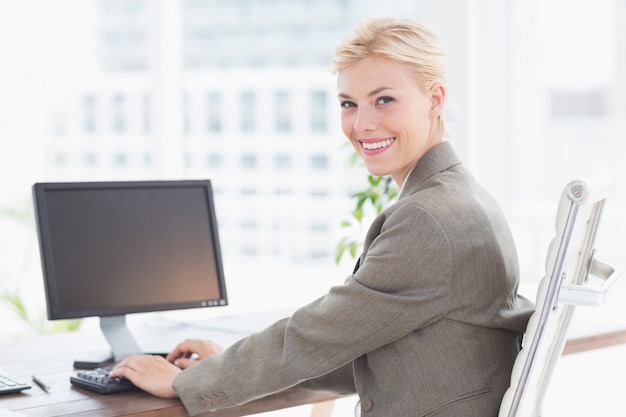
[498,172,621,417]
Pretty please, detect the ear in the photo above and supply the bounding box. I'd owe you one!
[429,83,446,119]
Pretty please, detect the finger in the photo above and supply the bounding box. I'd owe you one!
[166,339,201,362]
[109,364,134,379]
[166,347,185,363]
[176,356,202,369]
[112,355,135,372]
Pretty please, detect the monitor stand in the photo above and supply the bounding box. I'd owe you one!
[73,315,143,369]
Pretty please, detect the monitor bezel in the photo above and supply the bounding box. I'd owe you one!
[32,179,229,320]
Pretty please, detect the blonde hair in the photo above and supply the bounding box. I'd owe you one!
[332,17,449,137]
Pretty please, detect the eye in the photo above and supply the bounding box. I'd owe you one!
[340,100,356,109]
[376,96,394,105]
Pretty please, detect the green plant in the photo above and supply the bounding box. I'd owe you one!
[335,155,398,264]
[0,285,82,334]
[0,201,82,336]
[0,205,33,227]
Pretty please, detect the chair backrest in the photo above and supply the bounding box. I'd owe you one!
[498,172,621,417]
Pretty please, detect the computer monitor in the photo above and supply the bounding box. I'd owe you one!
[32,180,228,368]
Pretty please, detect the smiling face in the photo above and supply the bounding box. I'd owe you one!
[338,56,445,187]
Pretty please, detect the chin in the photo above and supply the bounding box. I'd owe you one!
[363,164,390,178]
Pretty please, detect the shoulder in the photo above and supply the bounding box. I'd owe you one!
[391,165,481,221]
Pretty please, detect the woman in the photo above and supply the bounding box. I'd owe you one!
[111,17,534,416]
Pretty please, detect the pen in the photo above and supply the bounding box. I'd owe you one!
[31,375,50,393]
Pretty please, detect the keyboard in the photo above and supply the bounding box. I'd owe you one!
[0,370,31,394]
[70,368,137,394]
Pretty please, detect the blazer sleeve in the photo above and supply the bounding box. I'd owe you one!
[174,203,452,415]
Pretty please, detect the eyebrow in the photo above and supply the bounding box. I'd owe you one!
[338,86,395,99]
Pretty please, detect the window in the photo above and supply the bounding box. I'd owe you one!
[240,153,257,169]
[100,0,151,71]
[84,153,98,167]
[113,152,127,167]
[274,187,292,195]
[83,95,97,133]
[240,91,256,132]
[310,189,328,198]
[182,92,190,133]
[206,92,222,133]
[310,154,328,170]
[54,153,69,167]
[309,90,327,132]
[274,154,292,169]
[241,245,258,256]
[274,91,291,133]
[550,89,608,120]
[310,221,329,231]
[241,220,258,230]
[142,93,151,133]
[113,94,126,133]
[207,153,223,168]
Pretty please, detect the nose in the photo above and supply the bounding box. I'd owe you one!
[353,106,377,133]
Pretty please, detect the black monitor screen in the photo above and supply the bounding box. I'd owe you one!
[33,180,228,320]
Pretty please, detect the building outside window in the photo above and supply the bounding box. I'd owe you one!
[112,94,126,133]
[207,153,223,169]
[206,92,222,133]
[274,91,291,133]
[240,91,256,133]
[83,95,97,133]
[142,93,151,133]
[113,152,127,167]
[240,153,257,169]
[309,154,328,170]
[84,153,98,168]
[309,90,328,133]
[274,153,292,170]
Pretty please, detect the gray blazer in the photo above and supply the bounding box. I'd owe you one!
[174,142,534,416]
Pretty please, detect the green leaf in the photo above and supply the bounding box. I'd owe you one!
[335,154,399,265]
[367,189,380,202]
[371,175,386,186]
[353,193,368,210]
[334,237,349,264]
[349,241,358,258]
[347,150,361,166]
[51,319,82,333]
[352,207,363,222]
[0,288,29,322]
[0,285,82,335]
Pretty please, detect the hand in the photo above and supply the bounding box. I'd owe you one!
[166,339,224,369]
[110,354,180,398]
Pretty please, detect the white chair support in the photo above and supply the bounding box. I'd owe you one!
[499,172,621,417]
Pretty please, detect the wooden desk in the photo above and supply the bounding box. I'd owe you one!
[6,327,621,417]
[0,313,347,417]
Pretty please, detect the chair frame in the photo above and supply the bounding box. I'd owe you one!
[501,174,620,417]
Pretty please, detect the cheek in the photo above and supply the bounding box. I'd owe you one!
[401,105,431,133]
[340,113,354,138]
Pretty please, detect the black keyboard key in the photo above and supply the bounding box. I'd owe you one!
[70,368,137,394]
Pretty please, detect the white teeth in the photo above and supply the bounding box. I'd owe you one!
[362,139,394,150]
